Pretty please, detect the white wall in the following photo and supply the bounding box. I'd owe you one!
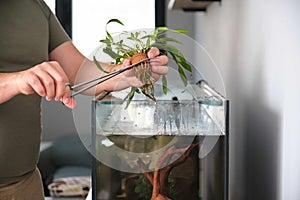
[167,0,300,199]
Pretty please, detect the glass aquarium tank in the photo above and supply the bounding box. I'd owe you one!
[91,80,229,200]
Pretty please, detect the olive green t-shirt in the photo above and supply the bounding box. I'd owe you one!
[0,0,70,184]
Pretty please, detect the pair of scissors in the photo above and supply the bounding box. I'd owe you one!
[66,58,151,97]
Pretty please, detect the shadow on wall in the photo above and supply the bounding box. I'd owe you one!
[244,101,280,200]
[243,65,281,200]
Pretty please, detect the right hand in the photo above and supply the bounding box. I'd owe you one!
[15,61,76,108]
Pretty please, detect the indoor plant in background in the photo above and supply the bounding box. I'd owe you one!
[94,19,192,107]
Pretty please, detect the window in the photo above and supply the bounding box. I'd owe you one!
[72,0,155,56]
[44,0,55,13]
[44,0,156,56]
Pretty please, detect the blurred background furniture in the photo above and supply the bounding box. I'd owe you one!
[38,134,92,197]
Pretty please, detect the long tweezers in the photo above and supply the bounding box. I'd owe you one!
[68,57,151,97]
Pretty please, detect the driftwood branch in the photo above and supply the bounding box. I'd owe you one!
[137,157,153,185]
[137,138,201,200]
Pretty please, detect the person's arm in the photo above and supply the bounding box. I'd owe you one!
[0,42,81,107]
[0,41,168,108]
[49,41,168,96]
[0,73,19,104]
[0,59,73,106]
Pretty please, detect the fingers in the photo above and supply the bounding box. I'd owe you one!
[151,65,169,76]
[148,48,169,76]
[150,55,168,67]
[122,77,142,88]
[44,61,69,101]
[31,65,55,101]
[61,84,71,103]
[147,47,168,68]
[62,86,77,109]
[122,48,169,88]
[18,71,44,96]
[63,97,77,109]
[147,47,160,58]
[16,61,74,105]
[123,59,131,66]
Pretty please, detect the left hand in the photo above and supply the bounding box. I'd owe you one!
[147,47,169,81]
[118,47,169,88]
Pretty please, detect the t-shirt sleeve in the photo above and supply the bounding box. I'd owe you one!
[37,0,71,52]
[48,11,71,52]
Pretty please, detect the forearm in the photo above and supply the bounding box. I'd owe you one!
[0,72,20,104]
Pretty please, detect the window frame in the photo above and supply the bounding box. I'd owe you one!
[54,0,165,39]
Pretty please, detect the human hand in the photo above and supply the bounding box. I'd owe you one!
[147,47,169,78]
[15,61,77,109]
[115,47,169,88]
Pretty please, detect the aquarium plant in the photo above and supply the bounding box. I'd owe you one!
[94,19,192,107]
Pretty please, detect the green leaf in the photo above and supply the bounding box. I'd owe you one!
[106,18,124,26]
[106,31,113,42]
[178,54,187,63]
[156,27,169,32]
[178,65,188,86]
[129,32,135,40]
[99,39,108,44]
[141,34,153,38]
[156,37,182,44]
[179,61,192,72]
[146,36,151,48]
[154,27,168,38]
[98,19,192,108]
[172,29,189,33]
[169,52,188,86]
[115,57,121,65]
[93,56,110,73]
[152,43,183,57]
[125,87,137,109]
[103,47,119,60]
[162,75,168,94]
[155,27,168,34]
